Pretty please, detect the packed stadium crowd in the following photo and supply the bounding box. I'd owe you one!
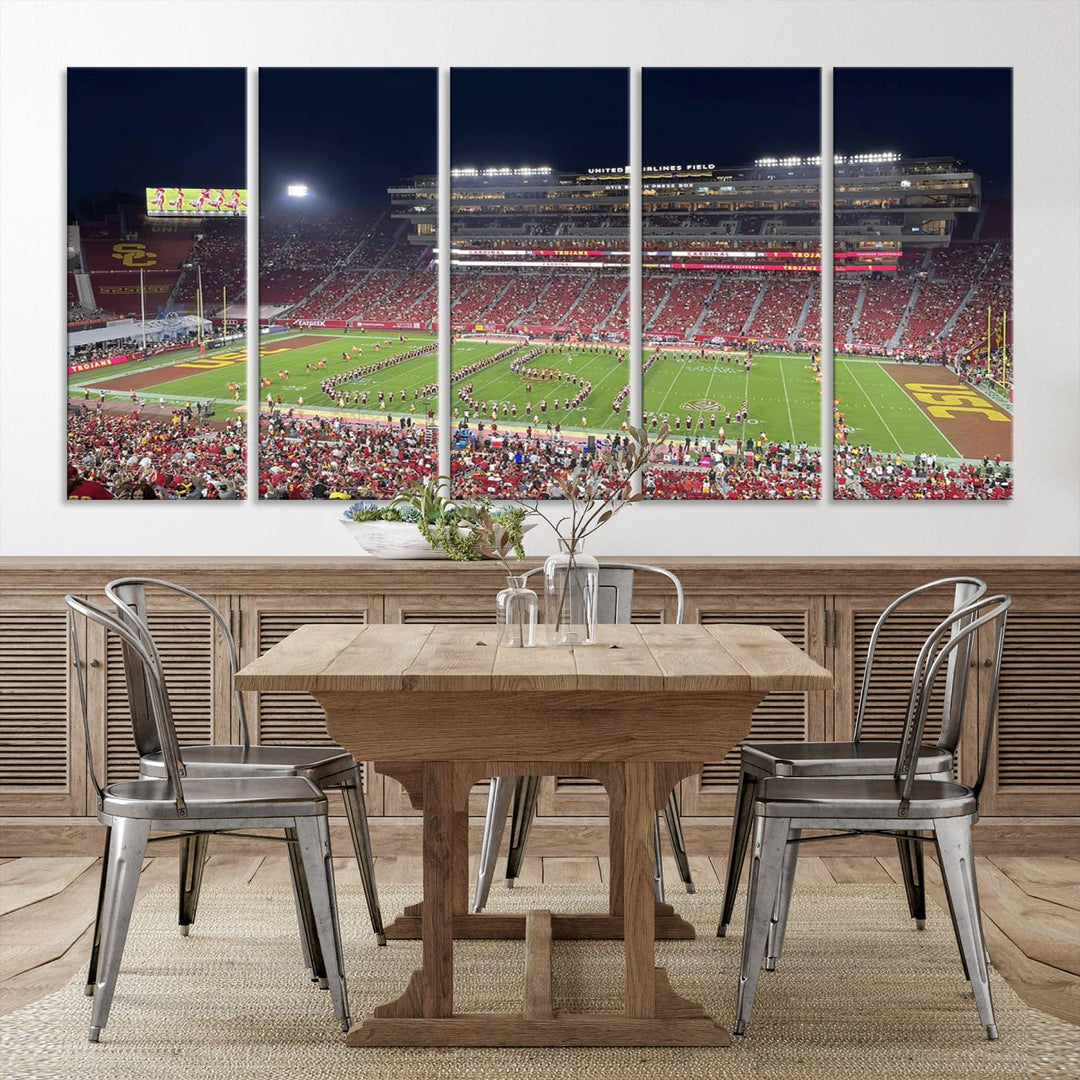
[450,428,821,501]
[67,405,245,499]
[834,445,1012,500]
[258,412,434,499]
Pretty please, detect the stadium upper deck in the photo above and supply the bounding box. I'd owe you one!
[391,152,978,261]
[241,153,1003,353]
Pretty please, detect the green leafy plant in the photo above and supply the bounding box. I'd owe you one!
[342,479,526,562]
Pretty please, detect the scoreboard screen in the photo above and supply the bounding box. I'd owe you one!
[145,187,247,216]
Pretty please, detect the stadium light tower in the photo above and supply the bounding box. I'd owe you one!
[287,183,309,198]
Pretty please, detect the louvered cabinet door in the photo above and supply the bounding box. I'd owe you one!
[977,600,1080,816]
[678,595,828,816]
[240,594,383,815]
[103,593,233,785]
[0,592,86,815]
[831,591,1005,786]
[382,596,497,817]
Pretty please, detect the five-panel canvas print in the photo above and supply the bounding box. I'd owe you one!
[65,67,1012,501]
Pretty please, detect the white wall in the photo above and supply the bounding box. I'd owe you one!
[1,0,1077,558]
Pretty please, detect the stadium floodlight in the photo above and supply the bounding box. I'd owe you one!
[287,184,309,198]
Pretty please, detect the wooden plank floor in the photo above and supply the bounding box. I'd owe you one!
[1,854,1077,1026]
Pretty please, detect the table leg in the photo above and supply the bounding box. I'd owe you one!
[380,759,696,943]
[624,761,657,1018]
[352,759,730,1047]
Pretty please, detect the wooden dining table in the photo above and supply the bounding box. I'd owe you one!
[234,621,831,1047]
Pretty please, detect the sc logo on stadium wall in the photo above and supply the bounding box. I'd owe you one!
[110,243,157,268]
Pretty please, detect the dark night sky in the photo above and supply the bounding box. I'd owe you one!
[66,66,1011,214]
[836,68,1012,193]
[67,68,245,210]
[644,69,821,165]
[260,68,435,212]
[452,68,628,171]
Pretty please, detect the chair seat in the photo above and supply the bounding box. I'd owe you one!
[140,744,354,781]
[101,776,327,820]
[743,739,952,778]
[755,776,977,820]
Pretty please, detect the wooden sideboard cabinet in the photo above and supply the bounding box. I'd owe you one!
[1,557,1077,854]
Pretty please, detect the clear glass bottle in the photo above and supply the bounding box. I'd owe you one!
[496,575,538,648]
[543,540,599,646]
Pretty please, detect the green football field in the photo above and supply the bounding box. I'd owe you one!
[834,357,958,457]
[69,330,983,459]
[451,340,630,434]
[643,350,820,447]
[257,330,437,412]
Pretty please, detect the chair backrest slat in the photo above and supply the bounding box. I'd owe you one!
[855,576,987,750]
[64,594,188,815]
[894,594,1011,812]
[522,562,684,626]
[105,577,250,750]
[108,582,163,759]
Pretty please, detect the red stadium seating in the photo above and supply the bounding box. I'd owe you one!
[259,270,322,306]
[746,281,811,344]
[452,273,512,325]
[695,280,761,339]
[647,276,711,337]
[850,281,913,351]
[521,276,590,328]
[574,275,627,333]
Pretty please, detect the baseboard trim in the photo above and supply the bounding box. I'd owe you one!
[1,815,1076,857]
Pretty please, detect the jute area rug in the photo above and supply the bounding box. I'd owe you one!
[2,880,1075,1079]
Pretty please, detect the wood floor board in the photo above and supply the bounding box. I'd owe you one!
[923,859,1080,1027]
[542,857,602,886]
[372,856,425,886]
[0,857,98,916]
[250,855,295,887]
[823,856,895,885]
[972,858,1080,977]
[201,855,266,887]
[795,856,837,885]
[988,856,1080,911]
[0,863,102,981]
[708,856,748,889]
[0,922,94,1016]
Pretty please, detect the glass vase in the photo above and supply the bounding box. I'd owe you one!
[496,575,538,648]
[543,540,600,646]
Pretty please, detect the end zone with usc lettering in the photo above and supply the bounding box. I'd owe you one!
[880,364,1012,461]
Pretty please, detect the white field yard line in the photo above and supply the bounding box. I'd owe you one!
[646,356,683,419]
[842,361,913,456]
[876,363,963,458]
[775,354,797,444]
[740,368,751,445]
[702,356,721,432]
[647,349,725,422]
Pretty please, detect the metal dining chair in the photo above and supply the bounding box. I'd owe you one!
[66,595,350,1043]
[102,577,384,954]
[717,576,987,939]
[472,562,694,913]
[733,592,1010,1041]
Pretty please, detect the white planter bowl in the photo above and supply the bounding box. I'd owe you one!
[341,517,536,560]
[341,519,447,560]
